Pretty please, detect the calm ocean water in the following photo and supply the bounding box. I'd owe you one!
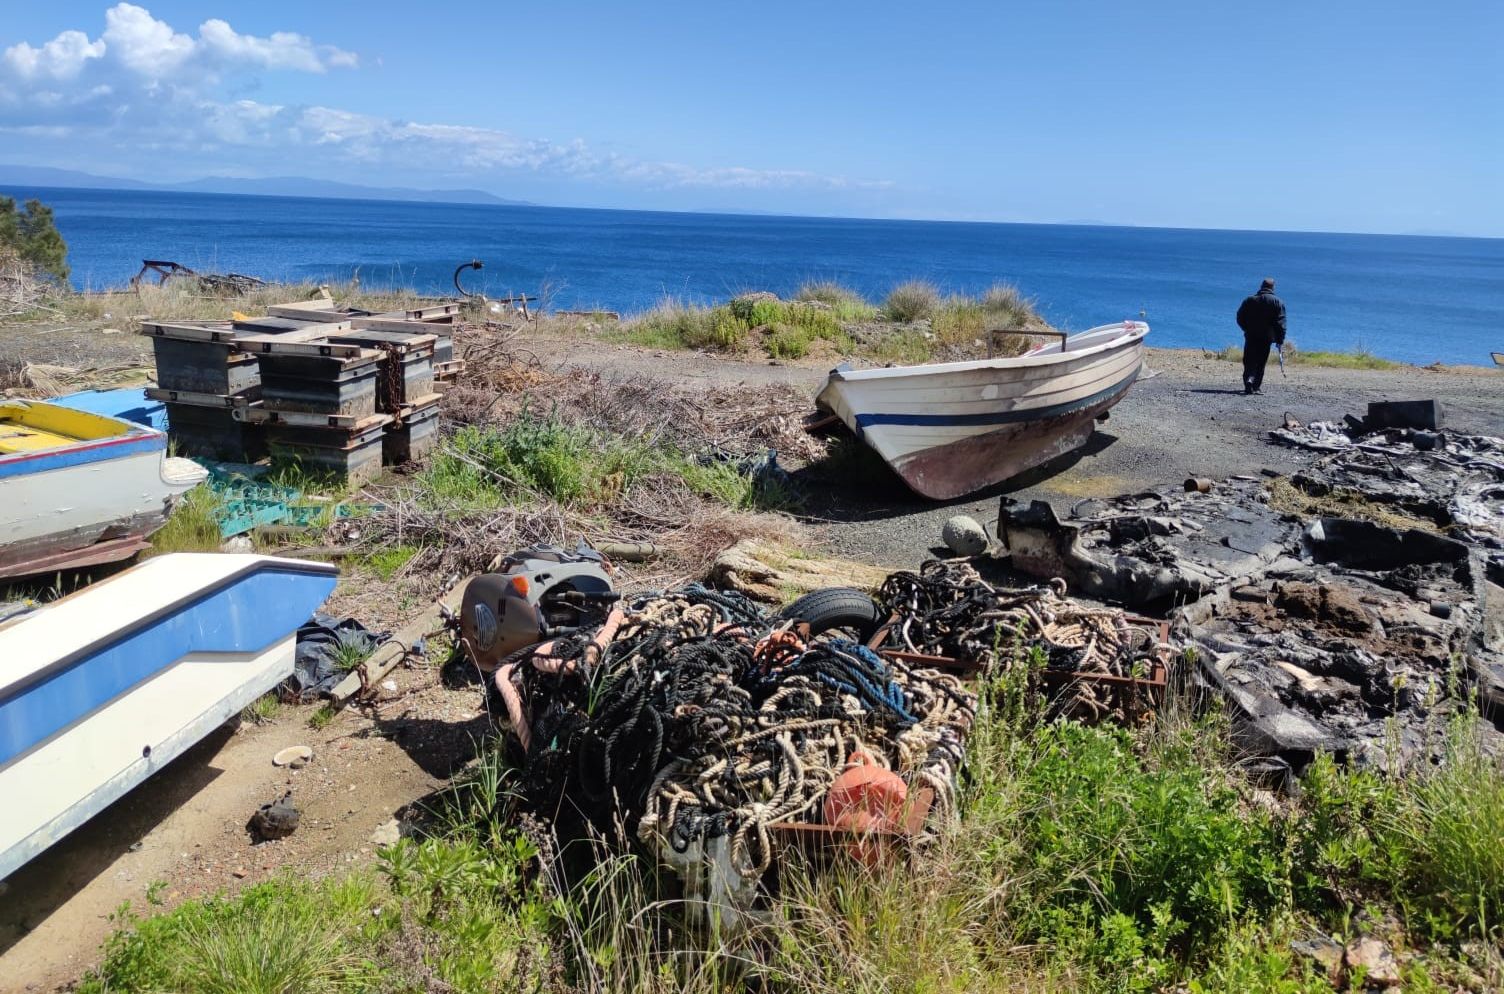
[7,185,1501,366]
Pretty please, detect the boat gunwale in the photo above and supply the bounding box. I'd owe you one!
[824,323,1146,383]
[0,555,339,698]
[0,400,168,479]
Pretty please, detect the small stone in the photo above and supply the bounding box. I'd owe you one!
[369,818,402,846]
[101,327,123,336]
[231,868,248,879]
[221,535,254,553]
[1345,936,1401,988]
[941,515,989,557]
[380,679,398,692]
[1290,936,1345,983]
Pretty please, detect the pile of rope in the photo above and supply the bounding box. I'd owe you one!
[877,560,1163,718]
[502,583,974,879]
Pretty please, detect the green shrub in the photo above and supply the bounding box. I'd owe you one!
[1006,723,1288,969]
[883,280,941,322]
[0,196,69,284]
[764,322,813,359]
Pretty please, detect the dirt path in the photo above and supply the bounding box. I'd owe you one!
[0,651,489,993]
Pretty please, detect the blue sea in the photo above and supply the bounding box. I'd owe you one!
[7,185,1502,366]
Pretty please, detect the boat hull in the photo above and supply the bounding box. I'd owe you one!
[817,322,1147,500]
[0,554,338,880]
[0,402,206,579]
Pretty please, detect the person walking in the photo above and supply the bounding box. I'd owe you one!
[1235,278,1286,394]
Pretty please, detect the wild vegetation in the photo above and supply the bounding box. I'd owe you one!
[1208,342,1404,371]
[75,658,1504,993]
[609,279,1052,363]
[0,196,69,285]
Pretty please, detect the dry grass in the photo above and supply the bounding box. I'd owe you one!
[1264,476,1444,534]
[351,324,819,590]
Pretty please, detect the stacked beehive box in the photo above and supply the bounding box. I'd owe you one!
[144,299,462,482]
[141,321,266,460]
[232,326,391,485]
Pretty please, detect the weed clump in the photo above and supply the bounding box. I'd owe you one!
[883,280,941,322]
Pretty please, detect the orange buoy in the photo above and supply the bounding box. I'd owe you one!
[824,749,908,835]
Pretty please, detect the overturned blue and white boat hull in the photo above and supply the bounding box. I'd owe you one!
[0,554,338,880]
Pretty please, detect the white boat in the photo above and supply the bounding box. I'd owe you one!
[816,321,1148,500]
[0,553,338,880]
[0,399,207,579]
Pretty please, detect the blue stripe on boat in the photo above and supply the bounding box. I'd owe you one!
[853,367,1139,431]
[0,431,165,480]
[0,567,338,765]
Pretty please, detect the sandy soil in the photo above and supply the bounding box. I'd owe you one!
[1,320,1500,991]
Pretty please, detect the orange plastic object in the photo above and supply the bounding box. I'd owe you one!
[823,749,908,834]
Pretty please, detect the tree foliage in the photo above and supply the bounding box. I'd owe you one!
[0,196,70,284]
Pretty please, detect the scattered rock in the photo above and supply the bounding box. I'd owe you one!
[220,535,254,553]
[941,515,989,557]
[380,679,398,693]
[1345,936,1401,988]
[100,327,123,336]
[231,867,248,879]
[247,791,300,842]
[369,818,402,846]
[1290,936,1345,984]
[711,538,893,604]
[732,290,779,305]
[272,745,314,769]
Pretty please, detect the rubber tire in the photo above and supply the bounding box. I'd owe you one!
[778,587,883,640]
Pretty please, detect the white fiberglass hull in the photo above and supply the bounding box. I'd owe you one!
[0,554,338,880]
[816,322,1147,499]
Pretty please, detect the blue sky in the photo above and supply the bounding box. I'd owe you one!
[1,2,1499,235]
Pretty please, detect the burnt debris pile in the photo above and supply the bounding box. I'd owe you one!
[1002,413,1504,771]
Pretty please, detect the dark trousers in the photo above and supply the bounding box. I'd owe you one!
[1242,334,1271,391]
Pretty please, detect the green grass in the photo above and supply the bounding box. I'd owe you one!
[421,411,792,516]
[76,622,1504,993]
[362,544,418,580]
[76,874,392,994]
[601,282,1047,364]
[240,693,282,725]
[148,486,224,554]
[1209,342,1403,370]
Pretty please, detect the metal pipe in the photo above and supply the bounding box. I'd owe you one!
[453,259,483,298]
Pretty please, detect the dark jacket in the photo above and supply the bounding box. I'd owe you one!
[1237,289,1286,344]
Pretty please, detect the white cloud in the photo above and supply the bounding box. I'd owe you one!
[197,17,357,74]
[101,3,194,78]
[1,3,358,87]
[0,5,887,199]
[3,30,106,80]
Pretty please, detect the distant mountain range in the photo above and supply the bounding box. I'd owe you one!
[0,165,533,207]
